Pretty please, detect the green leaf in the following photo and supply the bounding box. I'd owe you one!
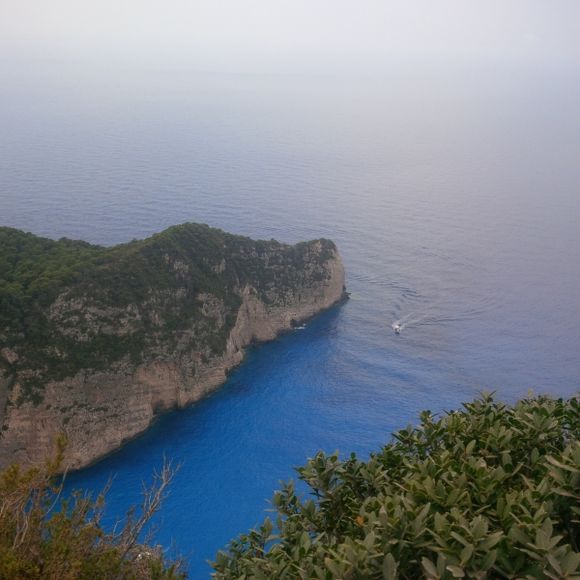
[480,549,497,570]
[479,531,503,551]
[364,531,376,549]
[450,531,470,548]
[382,553,398,580]
[546,456,580,473]
[460,544,474,565]
[561,551,580,575]
[446,564,466,578]
[421,557,439,578]
[465,440,476,456]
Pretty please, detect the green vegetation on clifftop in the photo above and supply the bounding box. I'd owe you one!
[0,224,339,404]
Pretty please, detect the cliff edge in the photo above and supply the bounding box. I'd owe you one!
[0,223,346,470]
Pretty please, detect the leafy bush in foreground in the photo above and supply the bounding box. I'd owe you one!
[0,438,184,579]
[213,394,580,579]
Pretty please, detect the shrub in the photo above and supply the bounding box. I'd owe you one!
[213,394,580,579]
[0,437,184,579]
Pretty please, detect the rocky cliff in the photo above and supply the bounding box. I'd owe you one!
[0,224,346,470]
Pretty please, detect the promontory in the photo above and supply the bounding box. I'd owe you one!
[0,223,346,470]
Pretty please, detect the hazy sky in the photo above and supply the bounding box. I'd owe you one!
[1,1,579,73]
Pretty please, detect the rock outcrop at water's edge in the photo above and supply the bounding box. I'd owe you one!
[0,224,346,470]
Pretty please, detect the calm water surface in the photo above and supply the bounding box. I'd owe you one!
[1,64,579,576]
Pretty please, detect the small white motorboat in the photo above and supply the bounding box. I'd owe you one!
[393,323,402,334]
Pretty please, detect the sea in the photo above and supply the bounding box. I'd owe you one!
[1,62,579,576]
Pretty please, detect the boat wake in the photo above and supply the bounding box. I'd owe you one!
[392,312,428,333]
[390,280,500,336]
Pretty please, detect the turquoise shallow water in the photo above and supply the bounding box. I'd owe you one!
[1,65,579,576]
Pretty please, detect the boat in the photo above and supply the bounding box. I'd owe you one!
[393,323,402,334]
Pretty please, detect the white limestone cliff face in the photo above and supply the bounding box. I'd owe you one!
[0,246,345,471]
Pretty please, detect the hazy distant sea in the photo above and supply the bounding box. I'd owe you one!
[2,64,579,576]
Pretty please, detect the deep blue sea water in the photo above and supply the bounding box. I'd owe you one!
[1,64,579,576]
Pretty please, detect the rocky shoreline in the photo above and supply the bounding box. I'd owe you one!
[0,226,346,471]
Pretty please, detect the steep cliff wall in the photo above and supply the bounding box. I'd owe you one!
[0,224,346,470]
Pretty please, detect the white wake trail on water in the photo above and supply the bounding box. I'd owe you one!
[392,300,499,333]
[392,312,430,332]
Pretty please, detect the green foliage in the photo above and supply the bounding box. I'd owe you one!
[0,437,184,579]
[213,394,580,579]
[0,229,102,307]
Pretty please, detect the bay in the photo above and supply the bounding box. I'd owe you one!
[1,64,579,576]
